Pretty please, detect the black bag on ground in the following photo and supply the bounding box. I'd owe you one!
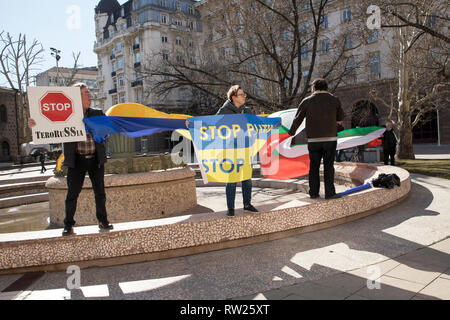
[372,173,401,189]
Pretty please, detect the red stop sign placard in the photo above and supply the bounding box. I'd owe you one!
[39,92,74,122]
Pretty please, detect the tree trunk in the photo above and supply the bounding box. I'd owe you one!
[396,29,415,159]
[398,111,415,159]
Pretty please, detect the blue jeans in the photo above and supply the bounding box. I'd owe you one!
[226,179,252,210]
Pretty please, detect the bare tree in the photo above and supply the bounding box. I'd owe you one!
[357,1,450,159]
[0,31,44,144]
[143,0,364,114]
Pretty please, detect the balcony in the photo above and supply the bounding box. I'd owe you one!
[134,62,141,69]
[110,54,116,60]
[108,88,117,94]
[131,80,143,87]
[111,71,117,77]
[133,43,140,50]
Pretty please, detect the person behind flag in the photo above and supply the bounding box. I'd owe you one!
[380,121,397,165]
[288,78,345,199]
[28,83,113,236]
[216,85,259,217]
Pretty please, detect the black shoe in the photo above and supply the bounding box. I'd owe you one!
[99,221,114,230]
[244,204,258,213]
[310,194,320,199]
[227,209,235,217]
[62,226,74,237]
[325,194,342,200]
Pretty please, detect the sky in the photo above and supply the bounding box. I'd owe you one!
[0,0,128,87]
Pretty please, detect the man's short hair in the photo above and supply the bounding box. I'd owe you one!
[311,78,328,91]
[227,85,242,101]
[72,82,88,89]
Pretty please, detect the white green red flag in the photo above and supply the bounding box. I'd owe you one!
[260,109,386,179]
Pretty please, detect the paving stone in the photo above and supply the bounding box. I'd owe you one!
[385,263,443,285]
[347,259,401,280]
[279,281,350,300]
[312,272,368,294]
[416,278,450,300]
[353,275,426,300]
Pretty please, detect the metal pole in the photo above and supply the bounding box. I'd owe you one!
[437,109,441,146]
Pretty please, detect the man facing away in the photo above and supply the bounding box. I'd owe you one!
[28,82,113,236]
[288,78,345,199]
[216,85,259,217]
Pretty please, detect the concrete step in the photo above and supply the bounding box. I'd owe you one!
[0,181,48,198]
[0,192,49,209]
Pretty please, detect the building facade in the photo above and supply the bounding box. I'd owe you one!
[94,0,202,113]
[35,67,101,108]
[0,88,21,162]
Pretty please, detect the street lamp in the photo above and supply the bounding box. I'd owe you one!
[50,47,61,86]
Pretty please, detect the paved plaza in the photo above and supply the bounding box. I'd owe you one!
[0,146,449,301]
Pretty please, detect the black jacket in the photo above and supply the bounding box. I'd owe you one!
[288,91,344,140]
[216,100,254,115]
[381,129,397,150]
[62,108,107,168]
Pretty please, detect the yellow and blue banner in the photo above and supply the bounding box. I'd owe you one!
[188,114,281,183]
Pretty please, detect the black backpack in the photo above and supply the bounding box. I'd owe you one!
[372,173,401,189]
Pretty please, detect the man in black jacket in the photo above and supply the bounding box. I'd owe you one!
[288,78,345,199]
[28,83,113,236]
[381,121,397,165]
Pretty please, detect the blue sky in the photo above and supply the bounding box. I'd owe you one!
[0,0,128,87]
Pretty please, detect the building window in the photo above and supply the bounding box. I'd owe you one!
[188,5,195,15]
[320,15,328,28]
[368,30,378,43]
[345,35,352,49]
[119,75,125,87]
[369,53,380,77]
[159,0,168,7]
[301,46,308,59]
[112,94,118,105]
[343,9,351,22]
[134,36,140,46]
[135,52,141,63]
[161,34,168,43]
[426,13,437,28]
[189,56,196,65]
[162,52,169,60]
[119,93,126,103]
[302,70,309,87]
[188,39,194,47]
[300,23,307,33]
[117,41,122,53]
[161,14,167,24]
[187,21,194,29]
[321,40,330,54]
[136,89,143,104]
[0,105,6,123]
[118,57,124,70]
[176,37,182,45]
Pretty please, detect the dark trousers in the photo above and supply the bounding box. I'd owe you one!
[40,162,46,173]
[308,141,337,198]
[226,179,252,210]
[383,148,396,165]
[64,155,108,227]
